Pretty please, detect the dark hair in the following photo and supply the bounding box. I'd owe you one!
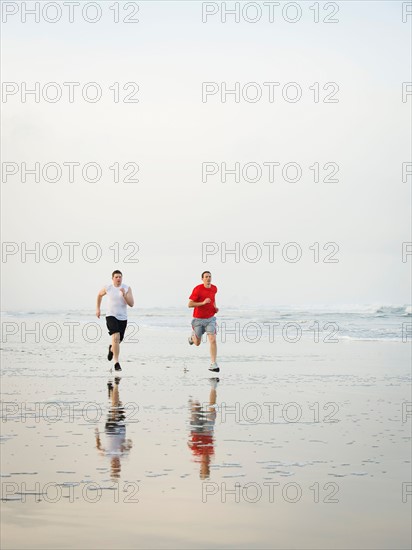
[201,271,211,278]
[112,270,123,278]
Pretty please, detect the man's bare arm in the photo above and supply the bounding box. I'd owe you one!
[95,428,103,450]
[96,288,107,318]
[124,287,134,307]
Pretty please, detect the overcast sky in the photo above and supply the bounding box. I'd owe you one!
[1,1,411,310]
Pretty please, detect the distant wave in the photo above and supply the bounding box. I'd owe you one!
[404,305,412,316]
[2,304,411,317]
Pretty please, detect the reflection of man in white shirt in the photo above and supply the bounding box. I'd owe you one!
[96,270,134,371]
[95,378,133,480]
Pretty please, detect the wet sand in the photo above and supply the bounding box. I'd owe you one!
[1,321,411,549]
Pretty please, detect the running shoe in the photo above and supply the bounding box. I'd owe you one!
[209,362,219,373]
[209,377,220,388]
[107,345,113,361]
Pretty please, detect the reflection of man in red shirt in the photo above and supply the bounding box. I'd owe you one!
[188,379,218,479]
[188,271,219,373]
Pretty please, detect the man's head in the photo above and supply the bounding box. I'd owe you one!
[112,270,123,286]
[201,271,212,287]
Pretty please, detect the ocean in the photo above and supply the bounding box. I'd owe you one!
[2,304,411,344]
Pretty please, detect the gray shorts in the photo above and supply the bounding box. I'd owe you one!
[191,316,216,339]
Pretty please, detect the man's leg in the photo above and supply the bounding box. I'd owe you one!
[111,332,121,363]
[190,320,202,346]
[207,333,217,363]
[192,333,201,346]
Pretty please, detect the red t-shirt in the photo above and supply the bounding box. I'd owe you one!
[189,433,215,457]
[189,284,218,319]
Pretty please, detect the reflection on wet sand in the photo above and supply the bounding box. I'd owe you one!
[188,378,219,479]
[95,377,133,480]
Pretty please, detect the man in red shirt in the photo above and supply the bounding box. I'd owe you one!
[188,271,219,373]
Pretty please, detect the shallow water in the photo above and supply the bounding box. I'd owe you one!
[1,320,411,549]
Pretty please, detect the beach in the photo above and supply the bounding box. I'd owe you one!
[2,0,410,547]
[1,310,411,549]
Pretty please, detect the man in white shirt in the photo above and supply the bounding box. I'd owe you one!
[96,270,134,371]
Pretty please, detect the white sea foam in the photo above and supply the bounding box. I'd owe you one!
[1,304,410,341]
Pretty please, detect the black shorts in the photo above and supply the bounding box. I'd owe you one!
[106,316,128,342]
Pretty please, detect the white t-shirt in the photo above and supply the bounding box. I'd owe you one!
[105,283,129,321]
[103,425,126,456]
